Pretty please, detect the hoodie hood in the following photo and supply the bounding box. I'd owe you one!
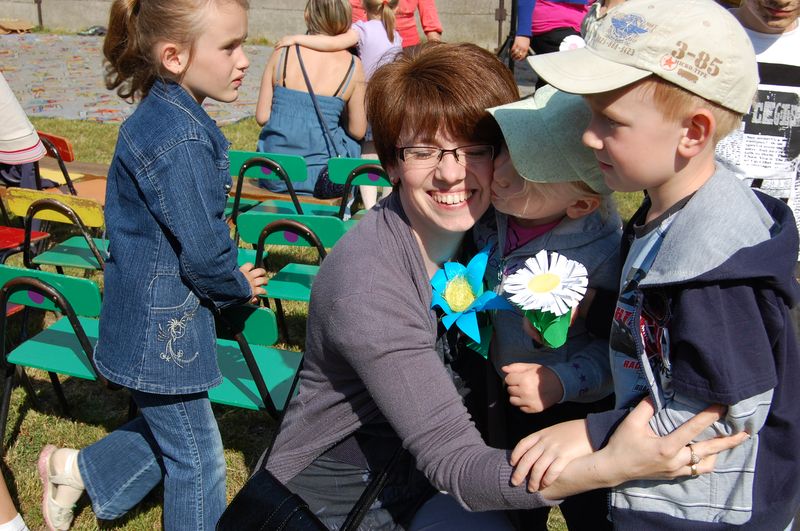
[639,165,800,307]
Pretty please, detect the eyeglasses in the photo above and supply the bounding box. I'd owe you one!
[396,145,495,169]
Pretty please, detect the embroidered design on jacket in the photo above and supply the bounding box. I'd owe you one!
[157,307,199,367]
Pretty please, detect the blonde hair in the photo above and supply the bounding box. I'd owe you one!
[527,180,615,220]
[103,0,249,101]
[363,0,400,43]
[638,77,743,143]
[304,0,352,36]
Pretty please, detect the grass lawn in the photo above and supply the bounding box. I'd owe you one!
[2,116,642,530]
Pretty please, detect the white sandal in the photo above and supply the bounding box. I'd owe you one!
[38,445,82,531]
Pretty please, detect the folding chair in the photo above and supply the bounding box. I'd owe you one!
[5,188,106,272]
[30,132,109,206]
[211,304,304,419]
[0,190,49,265]
[325,158,391,221]
[0,268,304,456]
[238,215,347,341]
[227,150,310,223]
[34,132,78,195]
[0,265,116,457]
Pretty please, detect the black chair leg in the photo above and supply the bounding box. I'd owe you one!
[16,367,43,410]
[47,371,70,417]
[274,299,290,344]
[0,364,17,458]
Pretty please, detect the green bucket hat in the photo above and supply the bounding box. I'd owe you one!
[487,85,611,194]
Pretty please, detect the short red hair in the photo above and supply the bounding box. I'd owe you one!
[366,42,520,167]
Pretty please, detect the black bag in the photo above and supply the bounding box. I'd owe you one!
[216,467,327,531]
[312,167,342,199]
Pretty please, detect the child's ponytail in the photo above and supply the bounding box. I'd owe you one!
[103,0,153,102]
[365,0,400,43]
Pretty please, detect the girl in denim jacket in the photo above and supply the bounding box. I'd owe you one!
[35,1,266,530]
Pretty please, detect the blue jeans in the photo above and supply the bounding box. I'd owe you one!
[78,390,225,530]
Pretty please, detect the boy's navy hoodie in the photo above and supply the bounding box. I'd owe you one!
[587,165,800,529]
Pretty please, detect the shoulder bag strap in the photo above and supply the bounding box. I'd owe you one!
[295,44,342,158]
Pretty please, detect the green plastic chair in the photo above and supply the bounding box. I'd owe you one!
[238,214,347,341]
[0,267,303,455]
[0,265,111,456]
[212,304,303,418]
[228,150,318,222]
[326,158,391,220]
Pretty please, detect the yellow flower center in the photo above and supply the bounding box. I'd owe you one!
[443,276,475,313]
[527,273,561,294]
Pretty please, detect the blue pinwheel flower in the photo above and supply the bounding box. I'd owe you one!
[431,245,512,343]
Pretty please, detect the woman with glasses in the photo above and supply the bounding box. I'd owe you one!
[262,42,747,530]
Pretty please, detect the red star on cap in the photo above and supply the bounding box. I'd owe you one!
[660,55,678,71]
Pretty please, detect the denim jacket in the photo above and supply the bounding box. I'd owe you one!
[473,205,622,403]
[95,80,252,394]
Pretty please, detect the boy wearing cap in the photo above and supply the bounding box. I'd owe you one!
[474,85,621,530]
[516,0,800,528]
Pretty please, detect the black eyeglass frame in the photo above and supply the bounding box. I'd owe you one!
[395,144,498,166]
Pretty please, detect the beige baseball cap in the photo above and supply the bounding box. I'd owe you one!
[528,0,758,114]
[487,85,610,194]
[0,72,45,164]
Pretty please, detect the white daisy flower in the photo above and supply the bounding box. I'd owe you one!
[503,250,588,317]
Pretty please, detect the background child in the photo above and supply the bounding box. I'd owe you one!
[278,0,402,79]
[276,0,401,209]
[37,1,266,529]
[349,0,441,50]
[256,0,367,199]
[474,85,620,530]
[518,0,800,528]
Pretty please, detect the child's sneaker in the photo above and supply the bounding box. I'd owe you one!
[37,445,82,531]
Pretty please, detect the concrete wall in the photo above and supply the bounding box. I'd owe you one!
[1,0,509,50]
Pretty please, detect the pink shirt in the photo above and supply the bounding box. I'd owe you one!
[350,0,443,48]
[531,0,592,35]
[504,217,562,255]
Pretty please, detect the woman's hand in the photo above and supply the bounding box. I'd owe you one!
[425,31,442,42]
[511,35,531,61]
[510,418,593,491]
[601,398,749,482]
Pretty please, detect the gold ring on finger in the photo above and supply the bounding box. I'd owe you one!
[688,444,701,466]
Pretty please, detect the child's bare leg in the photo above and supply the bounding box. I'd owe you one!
[360,186,379,210]
[0,474,25,530]
[360,141,380,210]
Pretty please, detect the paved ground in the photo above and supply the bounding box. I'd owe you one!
[1,33,272,124]
[1,33,536,125]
